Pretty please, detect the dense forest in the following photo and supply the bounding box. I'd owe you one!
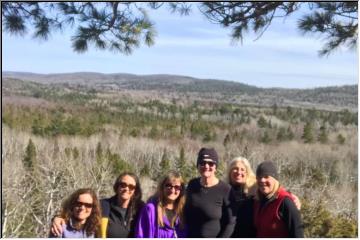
[2,73,358,237]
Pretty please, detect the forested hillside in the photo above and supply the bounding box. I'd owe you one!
[2,73,358,237]
[3,71,358,111]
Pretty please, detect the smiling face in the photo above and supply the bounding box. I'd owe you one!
[257,175,277,196]
[163,178,182,203]
[117,175,136,202]
[231,161,247,185]
[72,193,93,223]
[198,160,216,178]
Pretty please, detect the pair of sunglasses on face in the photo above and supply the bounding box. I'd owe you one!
[199,161,216,167]
[75,201,93,209]
[119,182,136,191]
[164,184,182,192]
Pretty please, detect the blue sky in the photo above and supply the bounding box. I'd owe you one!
[2,3,358,89]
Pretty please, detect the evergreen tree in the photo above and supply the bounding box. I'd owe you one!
[337,134,346,144]
[302,199,357,237]
[257,116,267,128]
[4,2,356,56]
[95,142,103,164]
[159,148,171,174]
[31,118,45,136]
[276,127,287,141]
[286,126,295,140]
[240,115,247,125]
[272,103,278,115]
[72,147,79,159]
[140,163,150,177]
[176,146,186,170]
[2,2,156,54]
[260,131,271,144]
[23,139,36,170]
[318,125,328,144]
[175,146,195,182]
[223,134,231,147]
[111,154,134,175]
[148,125,159,139]
[200,2,357,56]
[302,122,314,143]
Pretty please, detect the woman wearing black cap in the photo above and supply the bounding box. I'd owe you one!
[184,147,236,237]
[254,161,304,238]
[227,157,302,238]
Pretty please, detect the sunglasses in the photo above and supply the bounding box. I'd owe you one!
[164,184,182,192]
[119,182,136,191]
[75,201,93,209]
[199,161,216,167]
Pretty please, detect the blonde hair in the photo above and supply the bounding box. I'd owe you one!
[255,177,280,200]
[228,157,257,196]
[156,171,186,229]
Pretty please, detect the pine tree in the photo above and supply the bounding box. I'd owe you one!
[23,139,36,170]
[148,125,159,139]
[276,127,287,141]
[257,116,267,128]
[337,134,346,144]
[318,125,328,144]
[72,147,79,159]
[223,134,231,147]
[302,122,314,143]
[96,142,103,164]
[286,126,295,140]
[272,103,278,115]
[175,146,194,181]
[140,163,150,177]
[260,131,271,144]
[176,146,186,170]
[159,148,171,175]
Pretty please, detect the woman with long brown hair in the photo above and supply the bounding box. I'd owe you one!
[135,170,187,238]
[49,188,101,238]
[51,172,144,238]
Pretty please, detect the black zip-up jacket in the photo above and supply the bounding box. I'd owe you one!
[230,185,256,238]
[101,196,144,238]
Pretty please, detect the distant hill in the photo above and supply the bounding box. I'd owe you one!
[2,71,259,93]
[2,71,357,111]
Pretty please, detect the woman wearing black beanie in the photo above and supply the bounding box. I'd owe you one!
[184,147,236,237]
[254,161,304,238]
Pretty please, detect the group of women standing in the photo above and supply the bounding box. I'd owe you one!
[50,147,304,238]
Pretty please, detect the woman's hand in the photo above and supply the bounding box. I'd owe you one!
[50,217,65,236]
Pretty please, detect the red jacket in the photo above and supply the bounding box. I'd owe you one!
[253,187,292,238]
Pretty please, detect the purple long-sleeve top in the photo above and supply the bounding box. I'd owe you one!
[135,199,187,238]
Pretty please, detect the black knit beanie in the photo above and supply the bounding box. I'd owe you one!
[256,161,278,179]
[197,148,219,166]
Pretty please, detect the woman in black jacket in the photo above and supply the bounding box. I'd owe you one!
[228,157,257,237]
[50,172,144,238]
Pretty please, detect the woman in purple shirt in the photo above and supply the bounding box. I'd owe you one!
[135,171,187,238]
[49,188,101,238]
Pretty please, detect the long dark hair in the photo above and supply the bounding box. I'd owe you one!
[60,188,101,237]
[113,172,144,223]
